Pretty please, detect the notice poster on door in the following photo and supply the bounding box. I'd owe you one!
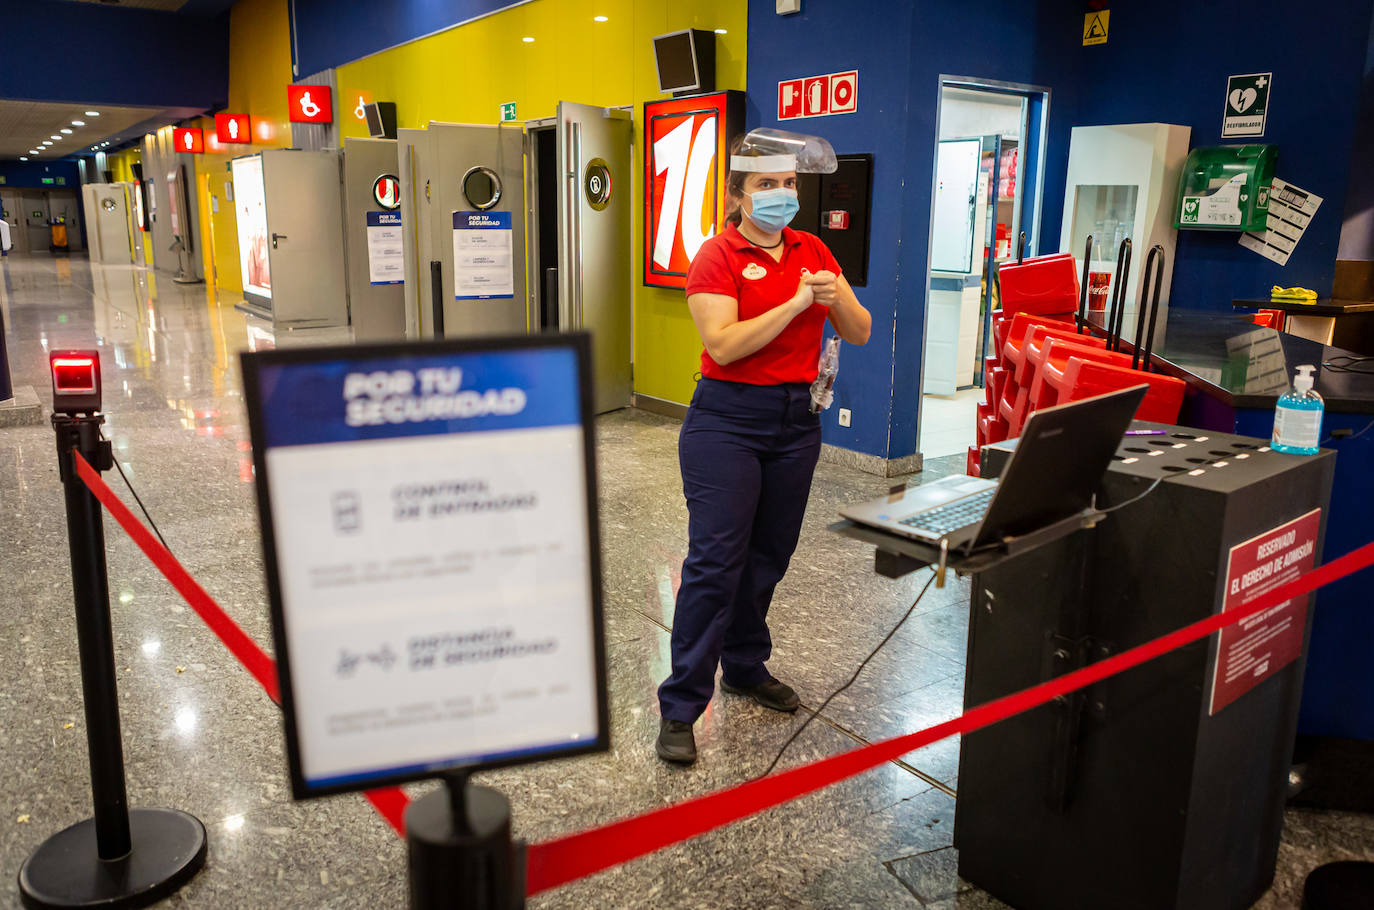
[452,211,514,299]
[365,211,403,285]
[241,338,608,796]
[1208,509,1320,715]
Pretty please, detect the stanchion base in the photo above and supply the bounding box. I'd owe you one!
[18,808,207,909]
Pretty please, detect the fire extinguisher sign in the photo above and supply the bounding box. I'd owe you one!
[778,70,858,120]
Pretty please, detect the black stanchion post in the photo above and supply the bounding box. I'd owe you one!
[407,770,525,910]
[0,292,13,402]
[19,350,206,910]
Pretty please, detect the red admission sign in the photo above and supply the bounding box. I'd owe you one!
[1209,509,1321,715]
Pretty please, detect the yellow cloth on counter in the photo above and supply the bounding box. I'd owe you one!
[1270,285,1318,302]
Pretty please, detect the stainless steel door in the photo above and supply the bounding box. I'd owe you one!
[92,186,133,263]
[342,137,406,341]
[427,122,528,338]
[260,150,350,327]
[557,102,632,413]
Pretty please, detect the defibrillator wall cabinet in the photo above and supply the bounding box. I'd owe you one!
[1060,123,1191,342]
[1173,145,1277,233]
[230,150,349,328]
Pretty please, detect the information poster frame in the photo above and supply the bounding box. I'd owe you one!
[242,333,610,799]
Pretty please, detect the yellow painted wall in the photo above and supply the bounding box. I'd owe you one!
[190,0,293,297]
[337,0,747,405]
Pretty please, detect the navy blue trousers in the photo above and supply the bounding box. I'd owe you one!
[658,378,822,723]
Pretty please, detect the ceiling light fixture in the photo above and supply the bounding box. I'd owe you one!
[51,135,62,140]
[72,120,85,126]
[20,156,27,161]
[42,141,53,146]
[86,111,100,117]
[60,128,72,134]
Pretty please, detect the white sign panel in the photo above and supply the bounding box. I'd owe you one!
[1222,72,1272,138]
[1239,178,1322,266]
[243,339,607,796]
[365,211,403,285]
[452,211,514,299]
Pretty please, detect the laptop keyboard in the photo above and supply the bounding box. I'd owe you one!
[898,489,995,537]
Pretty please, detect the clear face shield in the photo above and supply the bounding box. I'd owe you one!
[729,128,838,175]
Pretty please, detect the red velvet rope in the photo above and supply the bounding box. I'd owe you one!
[73,451,1374,894]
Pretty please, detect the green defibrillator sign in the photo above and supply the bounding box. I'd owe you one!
[1222,73,1271,138]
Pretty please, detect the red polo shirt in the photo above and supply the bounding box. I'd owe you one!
[685,223,842,385]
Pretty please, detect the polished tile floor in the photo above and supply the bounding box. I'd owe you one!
[918,390,982,460]
[1,253,1369,908]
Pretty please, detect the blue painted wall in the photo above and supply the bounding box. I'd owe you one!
[1036,0,1374,304]
[0,1,228,109]
[290,0,521,76]
[747,0,1054,459]
[0,159,82,189]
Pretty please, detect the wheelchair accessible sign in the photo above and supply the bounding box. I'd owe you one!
[241,335,609,798]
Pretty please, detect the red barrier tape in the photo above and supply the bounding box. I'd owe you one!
[524,537,1374,896]
[73,452,412,836]
[72,450,1374,891]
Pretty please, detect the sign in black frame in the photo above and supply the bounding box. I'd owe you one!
[241,332,610,800]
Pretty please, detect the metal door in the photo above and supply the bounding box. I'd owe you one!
[93,186,132,263]
[426,122,527,338]
[2,192,25,253]
[23,193,49,251]
[557,102,632,413]
[260,150,350,327]
[342,137,406,341]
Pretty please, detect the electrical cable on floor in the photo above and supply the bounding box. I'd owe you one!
[100,431,174,555]
[758,569,939,780]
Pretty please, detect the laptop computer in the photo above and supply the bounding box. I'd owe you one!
[839,386,1147,554]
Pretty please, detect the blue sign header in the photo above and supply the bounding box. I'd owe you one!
[367,211,402,227]
[255,347,581,449]
[453,210,510,230]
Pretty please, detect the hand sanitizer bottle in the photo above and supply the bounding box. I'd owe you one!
[1271,364,1323,455]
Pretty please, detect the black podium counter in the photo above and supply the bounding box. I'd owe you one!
[1088,310,1374,742]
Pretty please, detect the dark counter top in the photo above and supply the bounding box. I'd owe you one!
[1234,298,1374,316]
[1085,310,1374,413]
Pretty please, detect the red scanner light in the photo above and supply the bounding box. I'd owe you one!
[50,350,102,414]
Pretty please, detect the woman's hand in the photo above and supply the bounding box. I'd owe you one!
[790,276,816,312]
[806,270,839,307]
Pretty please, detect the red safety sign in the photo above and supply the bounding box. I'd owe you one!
[1209,509,1321,715]
[372,174,400,210]
[172,128,204,154]
[214,113,251,144]
[778,70,859,120]
[288,85,333,124]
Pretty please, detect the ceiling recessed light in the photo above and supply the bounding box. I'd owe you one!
[42,140,52,146]
[19,156,27,161]
[71,120,85,126]
[85,111,100,117]
[594,15,608,22]
[60,128,72,134]
[521,36,534,42]
[51,135,62,140]
[715,28,728,34]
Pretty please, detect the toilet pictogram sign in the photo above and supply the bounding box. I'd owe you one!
[287,85,334,124]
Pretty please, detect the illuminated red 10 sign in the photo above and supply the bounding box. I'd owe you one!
[643,92,744,289]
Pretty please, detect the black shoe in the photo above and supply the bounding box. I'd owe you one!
[720,676,801,713]
[656,719,697,764]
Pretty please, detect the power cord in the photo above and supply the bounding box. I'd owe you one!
[757,569,939,779]
[100,430,174,555]
[1322,415,1374,446]
[1322,355,1374,376]
[1094,476,1164,515]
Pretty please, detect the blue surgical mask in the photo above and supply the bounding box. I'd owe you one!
[746,187,799,234]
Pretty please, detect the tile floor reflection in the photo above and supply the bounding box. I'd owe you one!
[1,253,1368,908]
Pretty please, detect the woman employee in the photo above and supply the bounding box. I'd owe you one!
[657,130,872,765]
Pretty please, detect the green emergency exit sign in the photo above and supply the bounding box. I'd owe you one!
[499,101,517,122]
[41,177,54,185]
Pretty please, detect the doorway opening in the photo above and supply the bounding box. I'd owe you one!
[528,123,560,332]
[918,78,1049,461]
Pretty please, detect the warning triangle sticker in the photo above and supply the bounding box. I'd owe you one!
[1085,14,1106,39]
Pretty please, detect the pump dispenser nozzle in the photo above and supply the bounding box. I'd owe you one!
[1295,364,1316,393]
